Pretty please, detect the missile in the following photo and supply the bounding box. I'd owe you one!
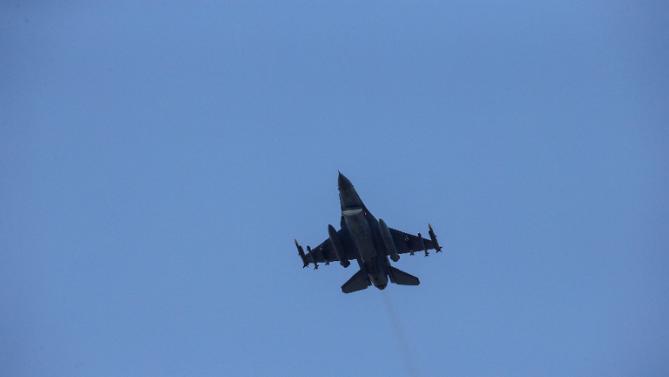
[307,246,318,269]
[295,239,308,268]
[417,232,428,256]
[428,224,442,252]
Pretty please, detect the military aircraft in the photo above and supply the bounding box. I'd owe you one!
[295,172,443,293]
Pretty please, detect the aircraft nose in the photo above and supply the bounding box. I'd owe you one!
[338,171,352,191]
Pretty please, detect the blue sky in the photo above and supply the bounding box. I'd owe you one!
[2,1,668,376]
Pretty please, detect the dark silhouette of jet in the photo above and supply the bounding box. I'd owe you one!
[295,172,443,293]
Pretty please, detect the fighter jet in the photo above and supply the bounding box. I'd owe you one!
[295,172,443,293]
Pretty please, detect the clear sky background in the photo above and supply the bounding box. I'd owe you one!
[2,1,668,376]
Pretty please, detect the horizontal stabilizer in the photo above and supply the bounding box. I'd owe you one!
[341,269,371,294]
[388,266,420,286]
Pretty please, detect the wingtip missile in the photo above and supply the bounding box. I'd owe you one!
[428,224,442,252]
[295,239,308,268]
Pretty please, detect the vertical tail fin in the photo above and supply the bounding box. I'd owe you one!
[388,266,420,286]
[341,269,371,293]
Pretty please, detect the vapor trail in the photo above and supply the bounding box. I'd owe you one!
[381,292,420,377]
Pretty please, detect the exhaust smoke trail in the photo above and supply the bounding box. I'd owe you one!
[381,292,420,377]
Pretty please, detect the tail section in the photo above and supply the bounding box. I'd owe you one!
[341,269,371,294]
[388,266,420,286]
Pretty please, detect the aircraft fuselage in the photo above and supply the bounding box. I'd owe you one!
[295,172,440,293]
[338,174,390,290]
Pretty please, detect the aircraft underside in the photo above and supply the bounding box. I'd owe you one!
[295,172,443,293]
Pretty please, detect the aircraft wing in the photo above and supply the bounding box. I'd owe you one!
[389,227,440,255]
[302,229,357,265]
